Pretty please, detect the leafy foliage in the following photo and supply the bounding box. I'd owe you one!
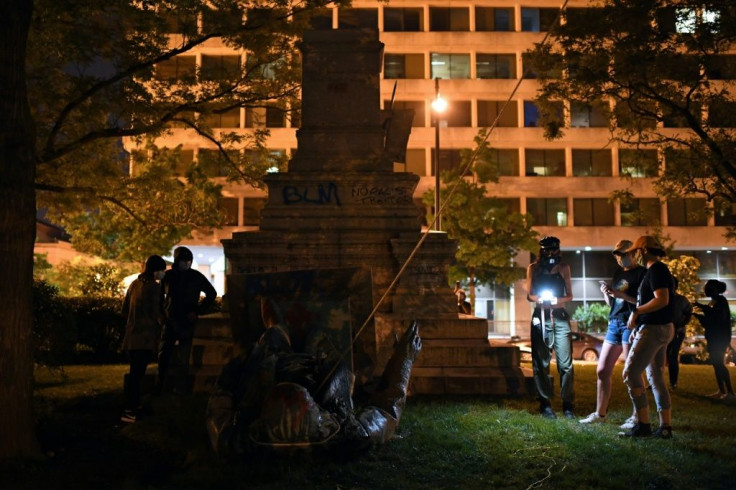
[663,254,702,336]
[572,302,610,333]
[32,281,77,367]
[528,1,736,233]
[28,0,345,260]
[424,130,539,287]
[36,260,135,298]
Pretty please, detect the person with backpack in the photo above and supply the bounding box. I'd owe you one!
[666,277,692,390]
[693,279,735,399]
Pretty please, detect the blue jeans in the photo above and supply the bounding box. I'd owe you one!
[623,323,674,412]
[531,309,574,406]
[604,317,632,346]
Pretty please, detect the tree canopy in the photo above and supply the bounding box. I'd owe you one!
[528,1,736,233]
[29,0,342,259]
[424,130,539,289]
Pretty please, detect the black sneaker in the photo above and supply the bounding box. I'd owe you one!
[540,406,557,419]
[562,402,575,419]
[618,422,652,438]
[653,425,673,439]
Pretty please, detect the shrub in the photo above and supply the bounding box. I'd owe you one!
[33,280,76,367]
[572,302,610,333]
[66,296,127,364]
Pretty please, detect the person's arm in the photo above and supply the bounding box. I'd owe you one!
[556,263,573,306]
[196,273,218,315]
[628,287,669,328]
[526,264,538,303]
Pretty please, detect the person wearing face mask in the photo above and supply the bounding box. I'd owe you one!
[621,236,675,438]
[580,240,646,426]
[157,246,217,394]
[526,236,575,419]
[121,255,167,423]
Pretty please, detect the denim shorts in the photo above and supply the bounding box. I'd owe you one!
[604,317,631,346]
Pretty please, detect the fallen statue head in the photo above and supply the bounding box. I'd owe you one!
[206,318,421,457]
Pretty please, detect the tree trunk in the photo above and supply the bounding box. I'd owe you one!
[0,0,42,460]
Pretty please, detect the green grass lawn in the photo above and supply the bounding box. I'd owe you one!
[3,362,735,489]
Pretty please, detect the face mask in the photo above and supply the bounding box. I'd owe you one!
[154,270,165,280]
[619,255,632,268]
[178,260,192,271]
[540,254,558,270]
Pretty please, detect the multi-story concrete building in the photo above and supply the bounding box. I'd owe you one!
[135,1,736,337]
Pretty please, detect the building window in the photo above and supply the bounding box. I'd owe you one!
[384,100,425,127]
[475,7,514,31]
[521,8,559,32]
[527,198,568,226]
[525,149,565,176]
[430,53,470,79]
[245,106,287,128]
[431,149,464,175]
[173,149,194,176]
[572,149,612,176]
[219,197,239,226]
[573,198,614,226]
[524,101,563,128]
[715,199,736,226]
[429,7,470,31]
[201,108,241,129]
[308,9,333,29]
[155,55,196,80]
[383,53,425,79]
[197,149,235,178]
[476,54,516,79]
[705,55,736,79]
[492,149,520,176]
[668,198,707,226]
[201,55,240,81]
[521,52,561,79]
[338,8,378,29]
[496,198,521,214]
[708,101,736,128]
[619,149,659,177]
[243,198,266,226]
[478,100,518,127]
[384,7,423,31]
[442,100,472,127]
[621,198,661,226]
[570,101,608,127]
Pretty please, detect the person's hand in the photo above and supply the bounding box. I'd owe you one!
[627,310,638,330]
[600,282,613,297]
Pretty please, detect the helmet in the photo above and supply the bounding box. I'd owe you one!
[539,236,560,252]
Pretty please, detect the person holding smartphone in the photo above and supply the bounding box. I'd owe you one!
[580,240,646,427]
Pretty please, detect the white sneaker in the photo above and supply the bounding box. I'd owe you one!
[620,415,637,430]
[579,412,605,424]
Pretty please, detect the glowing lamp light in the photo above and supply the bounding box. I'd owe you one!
[432,95,448,114]
[540,290,554,302]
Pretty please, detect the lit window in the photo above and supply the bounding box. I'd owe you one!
[431,53,470,79]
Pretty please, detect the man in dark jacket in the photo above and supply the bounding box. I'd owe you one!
[157,246,217,393]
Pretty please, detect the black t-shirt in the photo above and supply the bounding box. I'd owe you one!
[636,261,674,325]
[609,266,646,320]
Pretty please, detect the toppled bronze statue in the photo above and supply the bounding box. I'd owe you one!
[206,299,421,457]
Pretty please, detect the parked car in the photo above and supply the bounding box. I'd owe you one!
[680,336,735,366]
[507,332,603,362]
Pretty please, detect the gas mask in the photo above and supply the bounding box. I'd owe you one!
[539,248,560,271]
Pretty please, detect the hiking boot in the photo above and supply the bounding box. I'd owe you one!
[540,406,557,419]
[652,425,673,439]
[618,422,652,438]
[120,410,136,424]
[620,415,637,430]
[579,412,605,424]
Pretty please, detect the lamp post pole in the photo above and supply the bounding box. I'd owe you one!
[431,77,447,231]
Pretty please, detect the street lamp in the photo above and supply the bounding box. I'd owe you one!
[431,77,447,231]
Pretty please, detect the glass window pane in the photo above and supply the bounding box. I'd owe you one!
[220,197,239,226]
[525,149,565,176]
[495,149,519,176]
[619,149,658,177]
